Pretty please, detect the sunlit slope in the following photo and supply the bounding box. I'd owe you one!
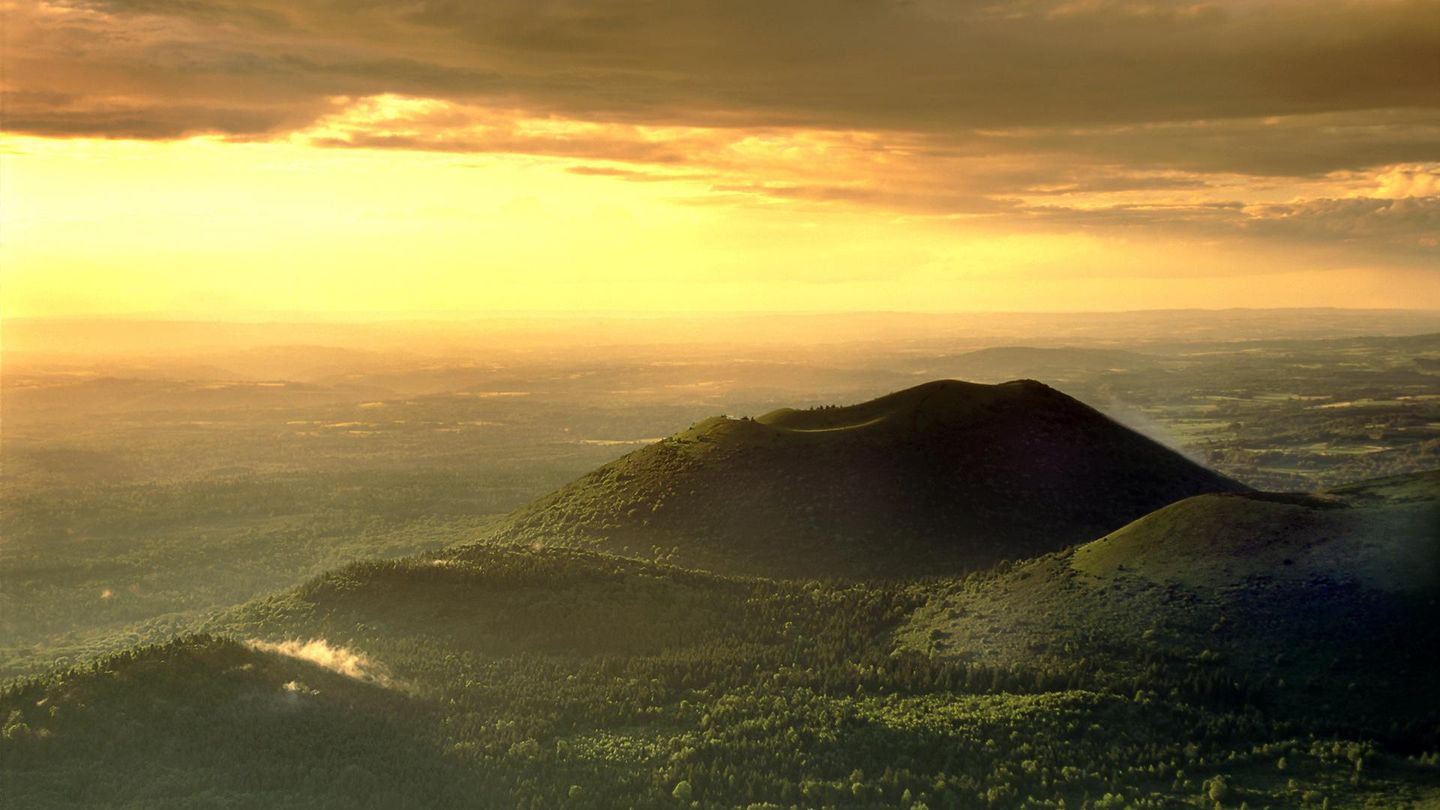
[472,379,1247,579]
[1071,474,1438,592]
[901,469,1440,741]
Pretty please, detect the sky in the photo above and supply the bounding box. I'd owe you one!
[3,0,1438,317]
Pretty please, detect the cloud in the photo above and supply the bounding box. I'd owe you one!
[984,111,1440,178]
[10,1,1438,140]
[6,0,1438,260]
[563,166,712,183]
[1242,196,1440,252]
[1005,195,1440,257]
[1371,164,1440,199]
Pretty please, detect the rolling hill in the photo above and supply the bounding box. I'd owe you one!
[901,469,1440,744]
[469,379,1248,578]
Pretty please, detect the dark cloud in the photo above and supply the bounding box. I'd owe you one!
[14,0,1439,141]
[0,92,319,139]
[978,111,1440,178]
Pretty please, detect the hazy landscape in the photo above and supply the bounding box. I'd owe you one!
[6,0,1440,803]
[2,310,1437,808]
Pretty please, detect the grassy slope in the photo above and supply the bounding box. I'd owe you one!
[475,380,1248,579]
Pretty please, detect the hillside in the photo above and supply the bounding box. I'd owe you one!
[471,379,1247,579]
[0,635,487,809]
[900,469,1440,744]
[9,544,1439,808]
[215,546,807,660]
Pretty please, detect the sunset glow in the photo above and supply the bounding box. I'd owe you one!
[3,0,1438,316]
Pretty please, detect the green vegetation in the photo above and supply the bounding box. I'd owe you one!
[6,543,1439,808]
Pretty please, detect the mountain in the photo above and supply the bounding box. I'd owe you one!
[470,379,1247,579]
[901,469,1440,744]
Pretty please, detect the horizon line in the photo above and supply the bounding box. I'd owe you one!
[8,305,1440,324]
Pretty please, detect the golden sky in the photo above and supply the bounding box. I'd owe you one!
[3,0,1438,317]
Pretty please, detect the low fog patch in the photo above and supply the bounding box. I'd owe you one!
[1095,397,1205,464]
[246,638,394,688]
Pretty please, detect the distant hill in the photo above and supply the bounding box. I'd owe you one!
[926,346,1166,383]
[469,379,1247,579]
[901,469,1440,743]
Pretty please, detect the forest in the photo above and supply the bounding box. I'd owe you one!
[6,546,1436,808]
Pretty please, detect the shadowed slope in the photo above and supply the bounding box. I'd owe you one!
[468,379,1247,579]
[0,635,483,808]
[902,469,1440,743]
[220,546,791,660]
